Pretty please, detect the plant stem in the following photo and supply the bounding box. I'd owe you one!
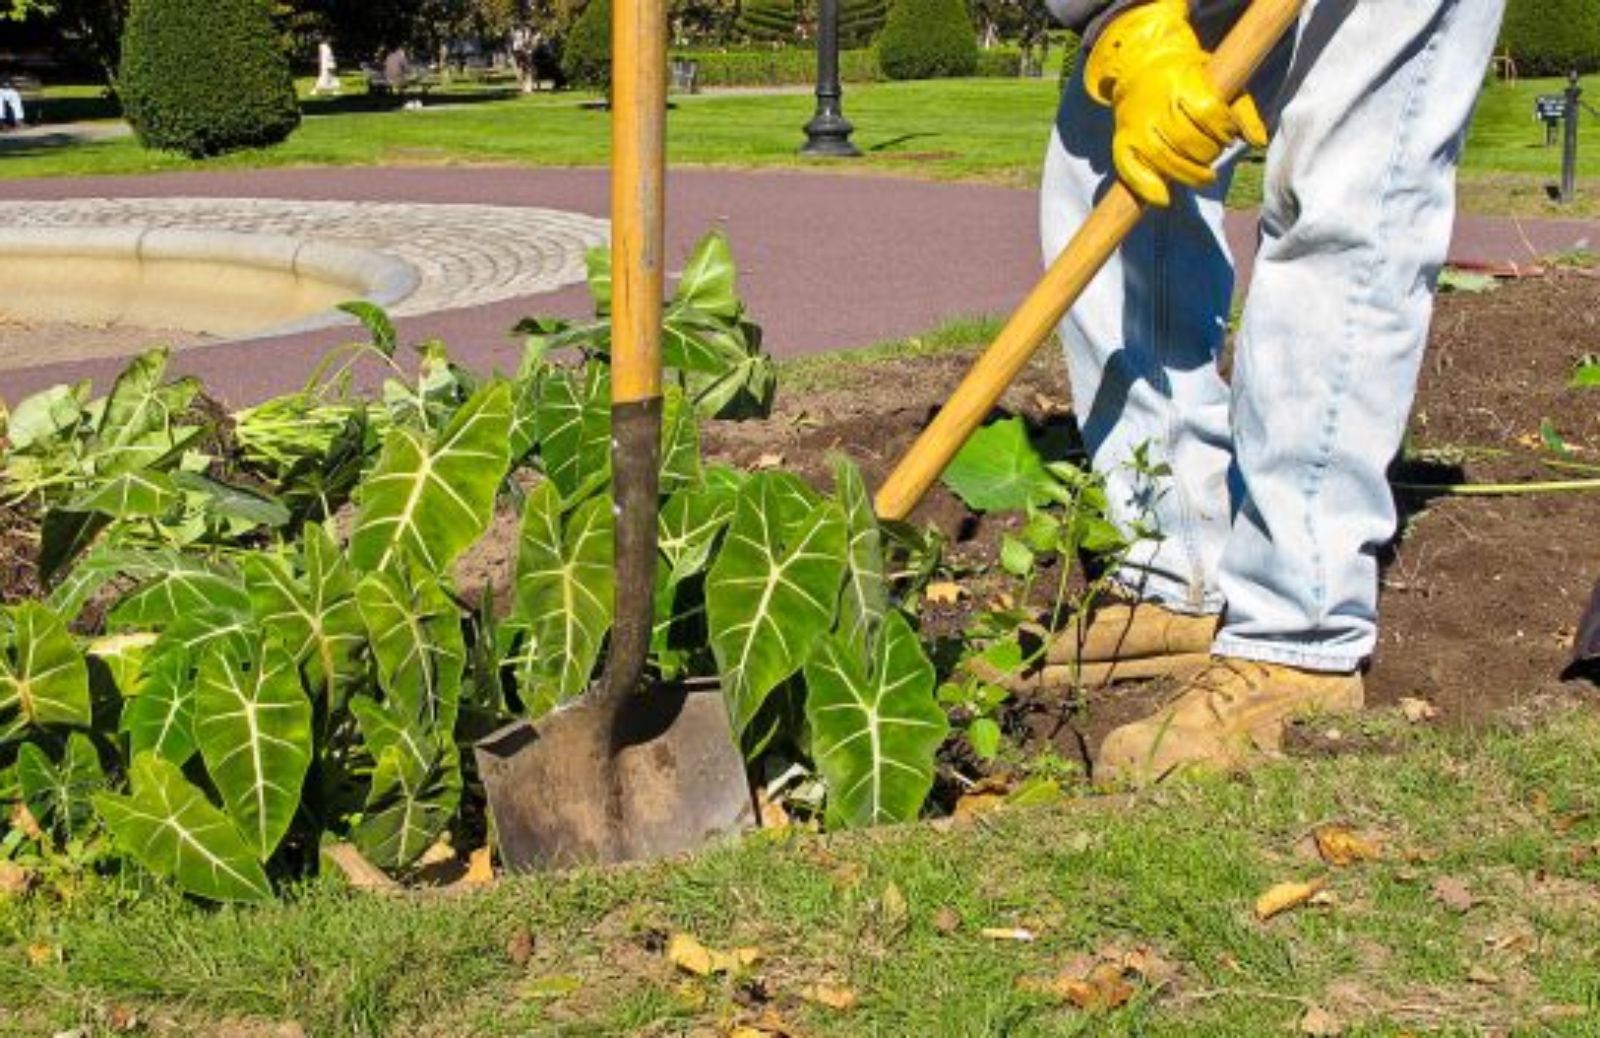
[1392,477,1600,496]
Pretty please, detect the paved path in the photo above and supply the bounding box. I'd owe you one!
[2,166,1595,405]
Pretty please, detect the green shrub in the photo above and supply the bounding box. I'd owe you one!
[1499,0,1600,76]
[876,0,978,80]
[674,47,880,87]
[118,0,299,158]
[737,0,798,42]
[562,0,613,89]
[974,47,1021,78]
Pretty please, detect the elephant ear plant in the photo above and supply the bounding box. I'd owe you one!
[0,231,952,903]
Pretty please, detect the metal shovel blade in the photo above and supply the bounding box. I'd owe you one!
[475,683,755,871]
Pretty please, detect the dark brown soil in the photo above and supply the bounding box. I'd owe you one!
[697,270,1600,760]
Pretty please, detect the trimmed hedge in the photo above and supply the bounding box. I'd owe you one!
[737,0,798,42]
[675,47,882,87]
[876,0,978,80]
[562,0,612,88]
[839,0,889,48]
[119,0,299,158]
[974,48,1021,78]
[1499,0,1600,76]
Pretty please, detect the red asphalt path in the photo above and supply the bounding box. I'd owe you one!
[2,167,1595,405]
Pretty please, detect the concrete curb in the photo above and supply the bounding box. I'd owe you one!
[0,225,419,340]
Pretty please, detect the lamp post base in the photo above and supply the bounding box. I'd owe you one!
[801,109,861,158]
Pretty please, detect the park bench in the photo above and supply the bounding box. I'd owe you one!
[363,63,440,100]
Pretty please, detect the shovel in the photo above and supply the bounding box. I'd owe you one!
[874,0,1306,521]
[475,0,755,871]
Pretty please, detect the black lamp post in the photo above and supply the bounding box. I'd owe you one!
[800,0,860,157]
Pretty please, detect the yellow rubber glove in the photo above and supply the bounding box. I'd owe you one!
[1085,0,1268,206]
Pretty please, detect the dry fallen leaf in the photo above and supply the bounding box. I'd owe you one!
[980,927,1037,942]
[952,791,1008,824]
[9,802,43,842]
[1299,1003,1344,1036]
[925,581,966,606]
[0,861,35,898]
[418,837,456,868]
[798,983,859,1011]
[1467,964,1501,985]
[1399,697,1440,724]
[756,789,791,831]
[1314,826,1382,867]
[1255,877,1329,921]
[26,942,55,966]
[668,933,762,977]
[1018,961,1135,1012]
[460,846,495,887]
[1432,876,1477,914]
[753,452,786,471]
[729,1009,798,1036]
[505,926,535,967]
[932,906,962,935]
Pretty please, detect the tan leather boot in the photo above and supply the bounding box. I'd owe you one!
[1096,657,1365,786]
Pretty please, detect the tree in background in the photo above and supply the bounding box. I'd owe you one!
[969,0,1050,48]
[559,0,609,86]
[1498,0,1600,76]
[119,0,300,156]
[3,0,127,84]
[877,0,977,79]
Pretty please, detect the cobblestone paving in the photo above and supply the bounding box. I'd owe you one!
[0,197,610,317]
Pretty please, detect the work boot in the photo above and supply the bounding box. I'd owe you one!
[1096,657,1364,786]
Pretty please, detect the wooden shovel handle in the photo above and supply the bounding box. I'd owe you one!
[611,0,666,405]
[873,0,1306,522]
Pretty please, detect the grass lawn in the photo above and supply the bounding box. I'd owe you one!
[4,709,1599,1036]
[9,74,1600,214]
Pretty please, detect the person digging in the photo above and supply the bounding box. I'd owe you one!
[1037,0,1505,784]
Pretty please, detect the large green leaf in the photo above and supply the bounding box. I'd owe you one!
[194,636,314,858]
[88,348,200,477]
[512,483,614,718]
[64,469,179,520]
[941,417,1055,513]
[658,483,736,590]
[660,386,702,493]
[671,231,741,319]
[172,471,292,531]
[244,525,365,703]
[706,473,847,741]
[356,565,464,734]
[355,743,461,871]
[121,648,198,766]
[804,611,948,829]
[0,602,91,742]
[833,457,886,658]
[16,732,105,843]
[534,366,611,500]
[106,558,250,630]
[348,381,513,573]
[94,754,272,903]
[5,381,88,453]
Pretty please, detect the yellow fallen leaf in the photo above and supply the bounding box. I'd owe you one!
[668,933,761,976]
[756,789,791,831]
[9,802,43,842]
[729,1009,797,1036]
[460,846,495,886]
[981,927,1037,942]
[1018,962,1135,1012]
[1300,1003,1344,1036]
[520,974,582,1001]
[25,942,55,966]
[1398,697,1439,724]
[0,861,34,898]
[1314,826,1382,867]
[1255,877,1328,921]
[799,983,859,1011]
[925,581,966,606]
[418,837,456,868]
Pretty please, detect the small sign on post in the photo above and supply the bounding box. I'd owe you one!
[1536,93,1569,146]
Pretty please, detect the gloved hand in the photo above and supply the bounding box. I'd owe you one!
[1084,0,1268,206]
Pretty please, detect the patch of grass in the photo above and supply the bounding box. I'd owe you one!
[11,74,1600,217]
[778,312,1007,392]
[6,710,1600,1036]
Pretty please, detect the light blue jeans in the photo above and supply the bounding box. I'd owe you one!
[1041,0,1506,672]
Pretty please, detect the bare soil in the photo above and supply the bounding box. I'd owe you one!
[0,318,210,371]
[694,270,1600,761]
